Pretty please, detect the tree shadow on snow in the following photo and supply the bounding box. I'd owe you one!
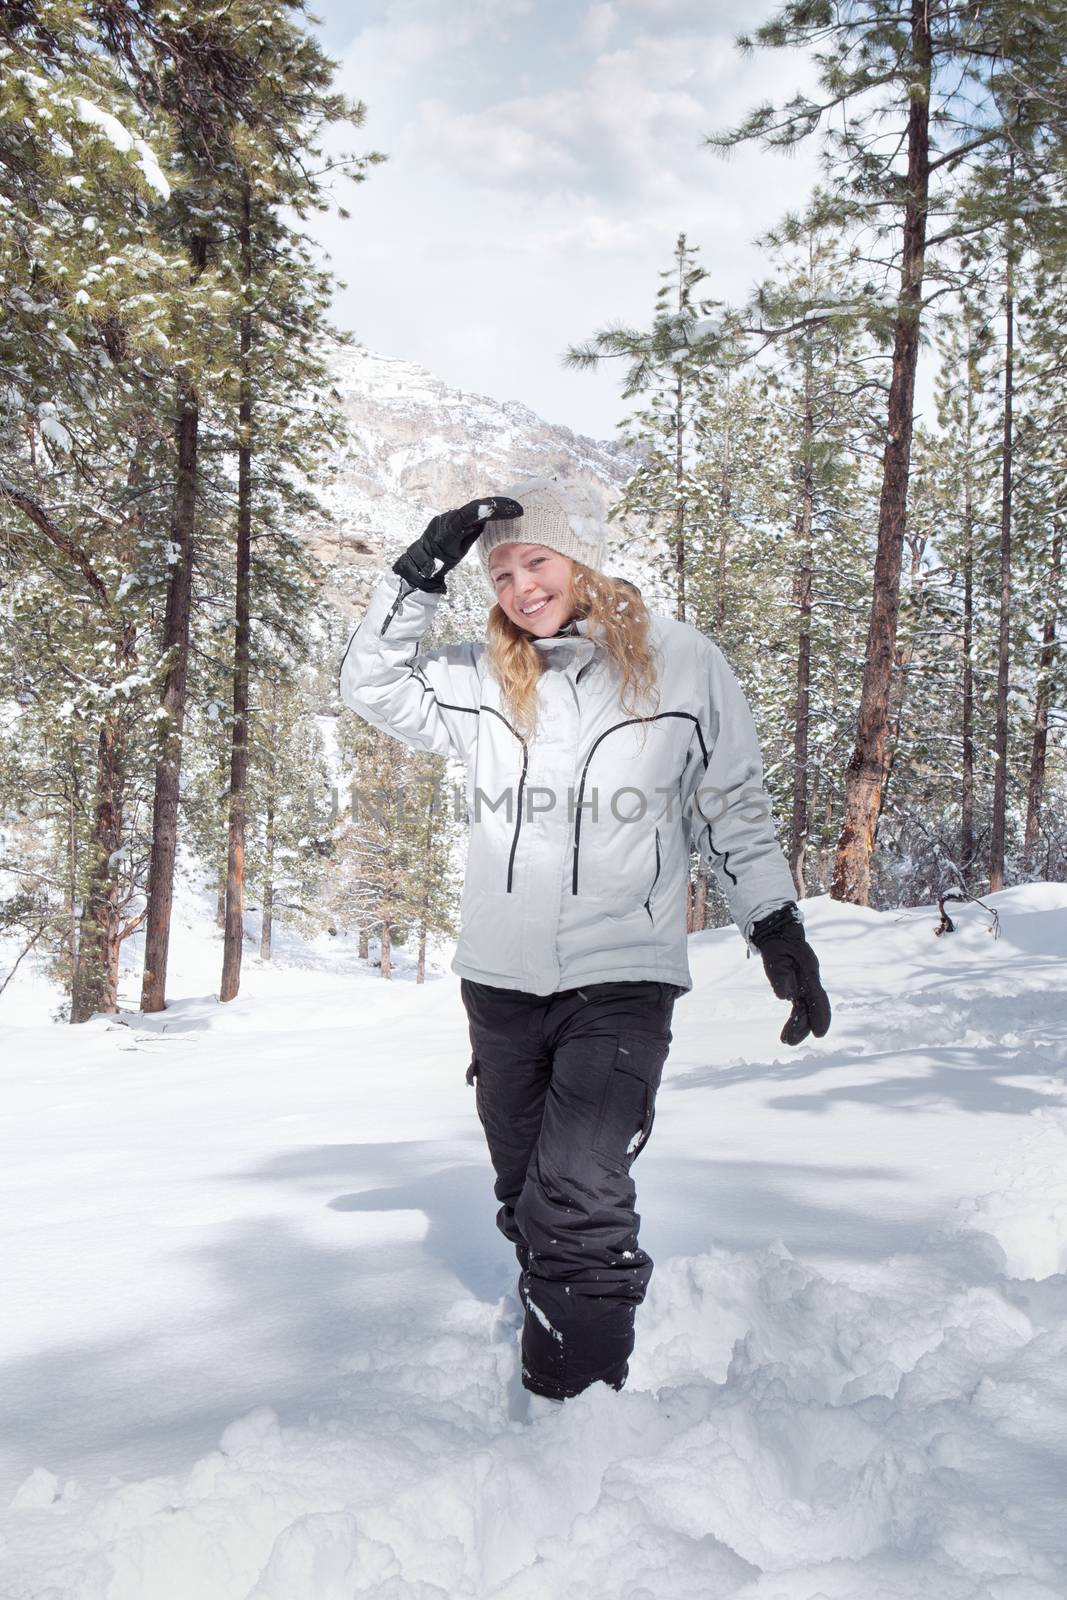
[0,1144,510,1496]
[670,1036,1065,1116]
[0,1206,475,1499]
[637,1152,930,1265]
[233,1140,509,1304]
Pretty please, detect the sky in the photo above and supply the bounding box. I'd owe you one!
[306,0,821,441]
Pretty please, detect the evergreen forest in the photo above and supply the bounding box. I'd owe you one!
[2,0,1066,1018]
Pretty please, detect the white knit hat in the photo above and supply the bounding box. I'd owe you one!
[476,475,609,593]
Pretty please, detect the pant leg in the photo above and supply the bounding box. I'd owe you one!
[516,981,676,1400]
[461,979,552,1263]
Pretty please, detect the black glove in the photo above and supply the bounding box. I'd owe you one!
[750,902,831,1047]
[392,496,523,593]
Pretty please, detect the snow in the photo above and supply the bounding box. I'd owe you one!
[72,98,135,153]
[1,885,1066,1597]
[132,140,171,203]
[71,98,171,202]
[37,402,72,451]
[526,1295,563,1344]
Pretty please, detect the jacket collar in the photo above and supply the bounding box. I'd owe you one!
[531,616,603,647]
[531,617,600,670]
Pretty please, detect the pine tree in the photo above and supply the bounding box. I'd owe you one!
[711,0,1067,904]
[213,1,382,1002]
[123,0,381,1011]
[740,212,880,895]
[1015,265,1067,875]
[248,669,333,960]
[899,309,1000,891]
[564,233,727,619]
[0,1,184,1018]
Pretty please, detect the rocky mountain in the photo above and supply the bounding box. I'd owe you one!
[313,343,642,617]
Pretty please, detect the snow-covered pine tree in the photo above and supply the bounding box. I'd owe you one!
[246,669,333,961]
[564,233,725,621]
[0,1,186,1018]
[210,2,382,1003]
[896,306,1000,896]
[329,706,461,981]
[711,0,1067,906]
[739,210,880,896]
[1014,264,1067,879]
[682,363,791,928]
[113,0,379,1012]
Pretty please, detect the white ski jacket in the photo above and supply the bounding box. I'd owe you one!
[340,571,798,995]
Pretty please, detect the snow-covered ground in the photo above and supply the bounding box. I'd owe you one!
[2,886,1066,1599]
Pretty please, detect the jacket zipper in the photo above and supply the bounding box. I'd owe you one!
[643,828,661,922]
[380,579,411,637]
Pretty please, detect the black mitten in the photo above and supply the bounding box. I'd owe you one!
[750,903,831,1047]
[392,496,523,593]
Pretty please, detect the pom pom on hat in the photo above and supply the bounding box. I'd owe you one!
[477,475,609,593]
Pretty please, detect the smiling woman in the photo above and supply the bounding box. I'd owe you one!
[338,473,828,1405]
[477,481,660,740]
[487,544,574,634]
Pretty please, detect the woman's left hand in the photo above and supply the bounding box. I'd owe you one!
[750,904,831,1047]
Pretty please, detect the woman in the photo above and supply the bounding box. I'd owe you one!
[340,476,830,1404]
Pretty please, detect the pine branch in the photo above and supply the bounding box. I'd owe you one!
[0,475,111,611]
[0,927,45,997]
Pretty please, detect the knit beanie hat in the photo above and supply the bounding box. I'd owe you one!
[476,475,609,593]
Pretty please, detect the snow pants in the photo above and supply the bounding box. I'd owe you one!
[461,977,678,1400]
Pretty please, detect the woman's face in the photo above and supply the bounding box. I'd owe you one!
[488,543,577,636]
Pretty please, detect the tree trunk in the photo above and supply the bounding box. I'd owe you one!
[358,927,369,960]
[71,696,126,1022]
[221,189,254,1002]
[380,921,392,979]
[831,0,930,905]
[789,344,815,895]
[67,746,78,989]
[878,535,927,832]
[716,383,732,638]
[673,244,687,622]
[960,343,976,883]
[259,799,275,960]
[687,867,707,933]
[140,377,200,1011]
[673,372,687,622]
[989,213,1014,894]
[415,779,439,985]
[214,749,229,927]
[1023,521,1062,865]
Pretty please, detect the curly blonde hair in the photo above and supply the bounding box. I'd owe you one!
[485,561,659,738]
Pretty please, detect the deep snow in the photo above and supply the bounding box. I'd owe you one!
[1,886,1066,1598]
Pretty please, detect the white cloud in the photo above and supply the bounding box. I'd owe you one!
[403,33,779,204]
[313,0,821,437]
[416,99,580,181]
[581,3,618,51]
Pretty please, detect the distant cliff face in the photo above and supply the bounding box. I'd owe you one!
[313,344,640,617]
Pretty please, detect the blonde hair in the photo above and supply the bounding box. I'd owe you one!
[485,561,659,738]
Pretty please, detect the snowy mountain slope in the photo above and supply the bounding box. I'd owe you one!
[312,343,649,617]
[1,886,1066,1598]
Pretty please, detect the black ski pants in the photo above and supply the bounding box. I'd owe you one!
[461,977,678,1401]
